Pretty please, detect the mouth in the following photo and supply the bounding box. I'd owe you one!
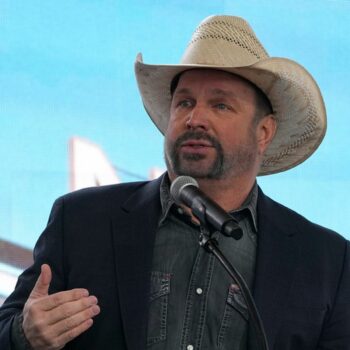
[181,139,213,148]
[180,139,214,154]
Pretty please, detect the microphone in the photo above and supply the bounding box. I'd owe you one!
[170,176,243,240]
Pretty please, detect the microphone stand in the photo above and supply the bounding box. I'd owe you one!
[195,203,269,350]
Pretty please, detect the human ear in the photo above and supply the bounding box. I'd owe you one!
[256,115,277,155]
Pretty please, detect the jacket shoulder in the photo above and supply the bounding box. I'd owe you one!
[258,188,348,245]
[62,181,150,203]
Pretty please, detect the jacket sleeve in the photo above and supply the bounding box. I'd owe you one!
[11,313,33,350]
[317,240,350,349]
[0,198,66,350]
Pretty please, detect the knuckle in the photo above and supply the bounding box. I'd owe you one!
[37,323,49,338]
[79,297,89,308]
[68,327,78,339]
[36,328,55,348]
[87,307,96,318]
[50,339,62,349]
[73,289,85,299]
[60,303,73,318]
[63,320,92,343]
[63,317,75,332]
[66,326,82,342]
[51,293,62,305]
[84,296,96,307]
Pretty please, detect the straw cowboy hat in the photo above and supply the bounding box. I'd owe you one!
[135,15,326,175]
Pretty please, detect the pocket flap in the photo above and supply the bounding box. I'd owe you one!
[226,283,249,320]
[149,271,171,302]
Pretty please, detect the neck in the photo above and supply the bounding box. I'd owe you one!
[196,176,256,212]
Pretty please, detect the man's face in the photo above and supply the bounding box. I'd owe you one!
[164,69,262,180]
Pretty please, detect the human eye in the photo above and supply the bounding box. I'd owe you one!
[214,103,231,111]
[177,99,193,108]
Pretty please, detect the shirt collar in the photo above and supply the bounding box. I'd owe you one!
[230,182,258,233]
[159,173,258,232]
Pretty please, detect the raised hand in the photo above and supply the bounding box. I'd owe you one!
[22,264,100,350]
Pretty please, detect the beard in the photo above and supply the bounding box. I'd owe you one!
[165,130,258,180]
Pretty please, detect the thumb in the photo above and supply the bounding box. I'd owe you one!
[29,264,52,299]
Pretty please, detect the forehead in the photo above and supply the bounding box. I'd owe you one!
[174,69,257,98]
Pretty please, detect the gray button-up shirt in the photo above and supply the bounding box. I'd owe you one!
[147,176,258,350]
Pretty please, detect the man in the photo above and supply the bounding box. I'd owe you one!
[0,15,349,350]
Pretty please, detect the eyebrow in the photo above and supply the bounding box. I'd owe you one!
[174,87,237,98]
[173,88,191,96]
[210,88,236,98]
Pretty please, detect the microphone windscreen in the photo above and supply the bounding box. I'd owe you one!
[170,176,198,204]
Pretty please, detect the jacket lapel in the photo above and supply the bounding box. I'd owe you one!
[111,176,163,350]
[252,188,301,348]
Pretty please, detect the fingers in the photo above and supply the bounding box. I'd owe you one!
[29,264,52,299]
[23,264,100,349]
[40,264,52,286]
[39,288,90,312]
[48,295,99,324]
[51,302,100,336]
[25,298,100,349]
[50,318,95,349]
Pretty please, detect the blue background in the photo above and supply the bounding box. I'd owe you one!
[0,0,349,249]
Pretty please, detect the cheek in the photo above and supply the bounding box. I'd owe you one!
[164,124,176,143]
[165,115,184,140]
[164,124,179,152]
[216,123,254,151]
[215,125,237,147]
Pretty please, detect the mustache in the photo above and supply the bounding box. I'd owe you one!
[173,131,221,149]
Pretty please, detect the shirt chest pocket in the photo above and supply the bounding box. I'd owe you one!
[218,283,249,349]
[147,271,171,347]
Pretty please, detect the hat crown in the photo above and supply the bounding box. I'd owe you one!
[181,15,269,67]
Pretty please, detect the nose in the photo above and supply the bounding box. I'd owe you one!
[186,105,209,131]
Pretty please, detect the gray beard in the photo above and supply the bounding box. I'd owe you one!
[164,130,258,180]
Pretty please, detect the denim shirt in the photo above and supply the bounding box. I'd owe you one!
[147,176,258,350]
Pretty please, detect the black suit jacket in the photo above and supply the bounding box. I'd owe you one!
[0,176,349,349]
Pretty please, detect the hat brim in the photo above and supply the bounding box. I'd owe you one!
[135,54,326,175]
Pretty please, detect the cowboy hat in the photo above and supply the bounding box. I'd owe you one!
[135,15,326,175]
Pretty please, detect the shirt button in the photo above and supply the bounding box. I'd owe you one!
[196,288,203,295]
[187,345,194,350]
